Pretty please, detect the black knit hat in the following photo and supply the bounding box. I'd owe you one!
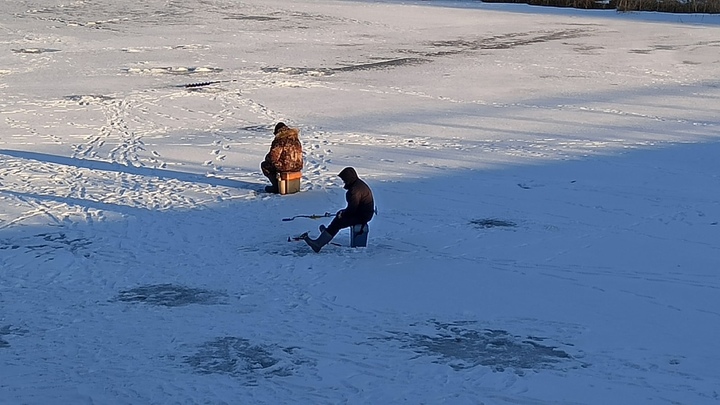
[274,122,287,135]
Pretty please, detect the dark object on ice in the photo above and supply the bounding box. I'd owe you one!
[114,284,224,307]
[372,321,578,374]
[183,80,223,88]
[470,218,517,229]
[183,336,312,382]
[179,79,236,88]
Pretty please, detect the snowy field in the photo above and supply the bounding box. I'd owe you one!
[1,0,719,404]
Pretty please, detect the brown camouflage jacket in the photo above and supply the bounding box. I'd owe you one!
[264,126,303,172]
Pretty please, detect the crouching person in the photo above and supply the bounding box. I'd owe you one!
[261,122,303,193]
[304,167,375,253]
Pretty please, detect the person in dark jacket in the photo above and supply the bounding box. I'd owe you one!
[304,167,375,253]
[261,122,303,193]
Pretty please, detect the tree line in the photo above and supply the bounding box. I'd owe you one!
[482,0,720,12]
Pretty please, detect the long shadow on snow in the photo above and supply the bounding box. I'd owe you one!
[1,79,719,382]
[2,141,718,367]
[0,149,263,191]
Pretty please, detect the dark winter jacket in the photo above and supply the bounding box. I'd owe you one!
[264,125,303,173]
[338,167,374,224]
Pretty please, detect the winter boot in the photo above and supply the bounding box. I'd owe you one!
[304,230,333,253]
[264,177,279,193]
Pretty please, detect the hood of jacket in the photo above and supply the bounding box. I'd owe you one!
[274,125,299,141]
[338,167,358,189]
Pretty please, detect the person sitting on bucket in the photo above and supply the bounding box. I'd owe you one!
[260,122,303,193]
[304,167,375,253]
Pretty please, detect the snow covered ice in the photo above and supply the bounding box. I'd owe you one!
[1,0,719,404]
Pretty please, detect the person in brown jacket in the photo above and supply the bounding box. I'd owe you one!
[261,122,303,193]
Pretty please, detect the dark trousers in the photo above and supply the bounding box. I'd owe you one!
[325,215,366,237]
[260,161,278,187]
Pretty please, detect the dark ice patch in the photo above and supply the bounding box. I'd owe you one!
[183,337,312,384]
[262,58,429,77]
[239,124,273,133]
[114,284,226,307]
[223,14,281,21]
[374,321,576,374]
[0,325,29,348]
[332,58,429,72]
[12,48,61,54]
[425,29,588,55]
[470,218,517,229]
